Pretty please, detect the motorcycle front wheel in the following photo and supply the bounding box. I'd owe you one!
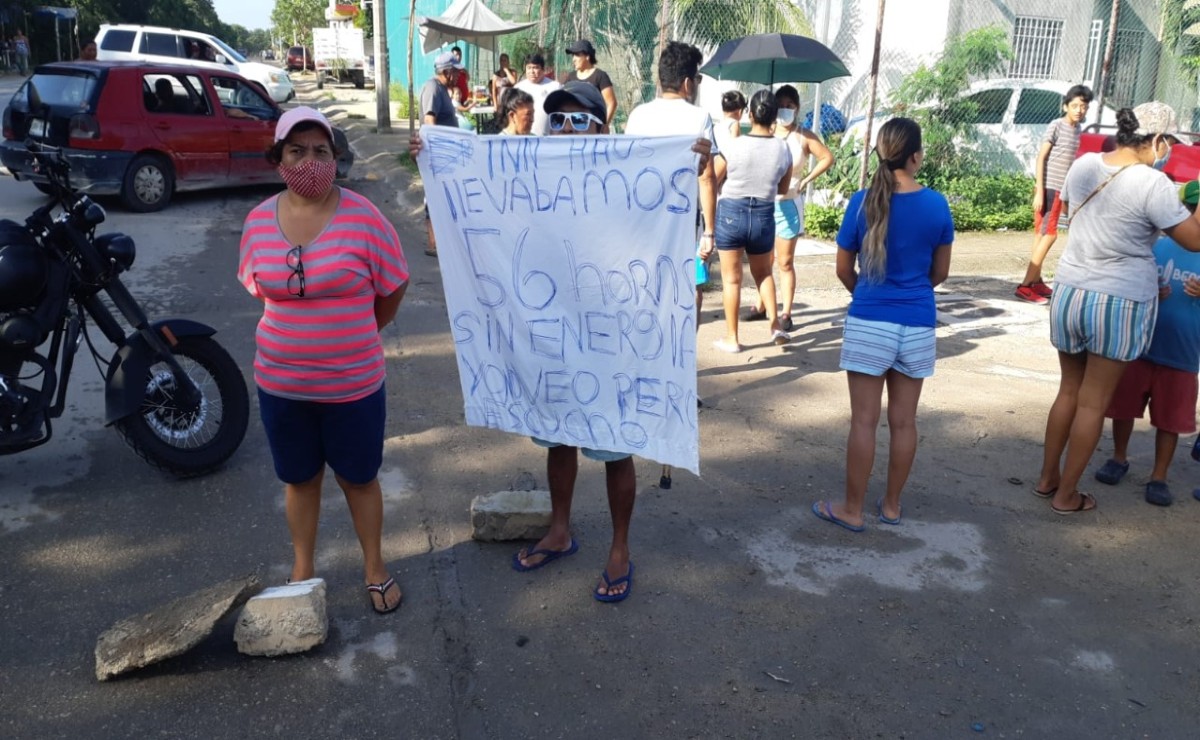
[113,335,249,477]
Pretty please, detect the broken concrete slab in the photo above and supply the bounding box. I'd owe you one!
[470,489,552,541]
[94,574,261,681]
[234,578,328,657]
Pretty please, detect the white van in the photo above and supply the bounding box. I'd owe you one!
[95,24,294,103]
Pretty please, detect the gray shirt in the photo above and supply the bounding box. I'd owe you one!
[420,78,457,127]
[1059,153,1190,301]
[719,134,790,200]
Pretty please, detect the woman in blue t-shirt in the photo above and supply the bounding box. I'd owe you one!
[812,117,954,532]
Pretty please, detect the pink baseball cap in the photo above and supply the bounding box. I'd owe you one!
[275,106,334,143]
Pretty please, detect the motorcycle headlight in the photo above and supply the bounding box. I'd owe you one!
[95,233,135,273]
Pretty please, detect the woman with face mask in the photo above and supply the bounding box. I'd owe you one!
[237,107,410,613]
[746,85,834,331]
[1033,101,1200,516]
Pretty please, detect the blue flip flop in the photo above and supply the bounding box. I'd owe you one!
[511,538,579,572]
[876,498,902,525]
[812,500,865,532]
[594,562,634,603]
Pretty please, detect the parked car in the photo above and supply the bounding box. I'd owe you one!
[844,78,1119,176]
[286,46,314,72]
[1076,129,1200,185]
[1,61,353,212]
[94,24,294,103]
[262,49,276,61]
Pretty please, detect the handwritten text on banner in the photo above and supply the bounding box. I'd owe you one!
[416,127,702,473]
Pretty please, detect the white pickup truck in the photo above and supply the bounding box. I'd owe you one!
[312,27,367,90]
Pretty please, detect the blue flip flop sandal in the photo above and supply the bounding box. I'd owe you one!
[876,498,902,525]
[511,538,579,572]
[594,562,634,603]
[812,500,865,532]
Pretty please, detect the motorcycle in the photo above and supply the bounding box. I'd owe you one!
[0,113,249,476]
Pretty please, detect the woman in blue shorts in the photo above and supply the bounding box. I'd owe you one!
[1034,102,1200,515]
[712,89,793,352]
[812,117,953,532]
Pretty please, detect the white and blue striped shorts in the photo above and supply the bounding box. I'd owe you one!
[1049,284,1156,362]
[839,315,936,378]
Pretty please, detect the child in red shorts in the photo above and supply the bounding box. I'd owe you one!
[1093,180,1200,505]
[1015,84,1093,305]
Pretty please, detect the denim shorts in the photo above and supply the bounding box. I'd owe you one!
[715,197,775,255]
[840,316,936,378]
[1049,284,1156,362]
[774,197,803,240]
[530,437,632,462]
[258,385,386,485]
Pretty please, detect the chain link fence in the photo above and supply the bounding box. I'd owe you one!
[460,1,1197,229]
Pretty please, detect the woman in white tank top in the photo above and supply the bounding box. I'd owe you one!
[747,85,835,331]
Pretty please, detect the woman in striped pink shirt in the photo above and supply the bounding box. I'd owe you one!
[238,107,410,614]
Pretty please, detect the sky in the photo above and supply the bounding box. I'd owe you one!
[211,0,273,31]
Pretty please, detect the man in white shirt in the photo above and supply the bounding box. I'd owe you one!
[513,53,562,136]
[624,41,718,336]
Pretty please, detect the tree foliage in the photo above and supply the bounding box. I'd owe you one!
[270,0,326,48]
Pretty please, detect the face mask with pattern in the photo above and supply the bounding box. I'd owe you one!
[279,159,336,199]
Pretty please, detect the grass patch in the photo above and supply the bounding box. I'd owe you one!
[396,151,419,176]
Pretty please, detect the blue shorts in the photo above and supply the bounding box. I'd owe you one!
[840,315,936,378]
[1049,284,1156,362]
[715,197,775,255]
[774,197,803,240]
[530,437,632,462]
[258,385,386,485]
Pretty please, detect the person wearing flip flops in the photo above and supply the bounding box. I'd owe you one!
[746,85,835,331]
[1091,180,1200,507]
[812,117,953,532]
[1033,103,1200,515]
[509,79,712,602]
[239,107,409,614]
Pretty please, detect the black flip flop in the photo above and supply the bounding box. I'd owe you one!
[366,576,402,614]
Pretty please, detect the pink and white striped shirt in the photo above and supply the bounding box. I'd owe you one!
[237,188,409,402]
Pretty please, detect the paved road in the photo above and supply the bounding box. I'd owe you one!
[0,75,1198,739]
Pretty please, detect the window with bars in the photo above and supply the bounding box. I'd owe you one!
[1010,16,1064,80]
[1084,19,1103,86]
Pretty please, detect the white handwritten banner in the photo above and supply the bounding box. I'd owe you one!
[416,126,702,474]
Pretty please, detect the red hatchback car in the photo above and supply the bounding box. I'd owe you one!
[2,60,350,211]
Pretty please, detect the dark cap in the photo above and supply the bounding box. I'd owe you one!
[544,81,607,123]
[565,39,596,56]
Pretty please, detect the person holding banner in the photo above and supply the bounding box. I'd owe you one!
[711,89,793,352]
[419,51,465,258]
[238,107,410,614]
[812,117,953,532]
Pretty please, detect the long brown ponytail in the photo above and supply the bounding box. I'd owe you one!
[860,117,922,282]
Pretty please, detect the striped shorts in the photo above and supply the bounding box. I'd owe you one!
[1049,284,1156,362]
[840,315,937,378]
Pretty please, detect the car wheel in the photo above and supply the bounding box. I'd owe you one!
[121,154,174,212]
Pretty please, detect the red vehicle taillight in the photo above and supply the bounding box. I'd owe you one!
[69,113,100,141]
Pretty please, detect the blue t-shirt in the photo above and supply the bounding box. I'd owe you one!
[1145,236,1200,373]
[836,187,955,327]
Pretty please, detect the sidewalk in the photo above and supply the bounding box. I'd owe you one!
[291,79,1200,738]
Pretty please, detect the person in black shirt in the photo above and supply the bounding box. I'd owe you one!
[564,39,617,126]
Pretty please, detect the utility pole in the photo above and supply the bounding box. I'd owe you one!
[372,0,391,132]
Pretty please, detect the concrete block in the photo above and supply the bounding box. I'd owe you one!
[95,575,261,681]
[234,578,327,657]
[470,489,552,541]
